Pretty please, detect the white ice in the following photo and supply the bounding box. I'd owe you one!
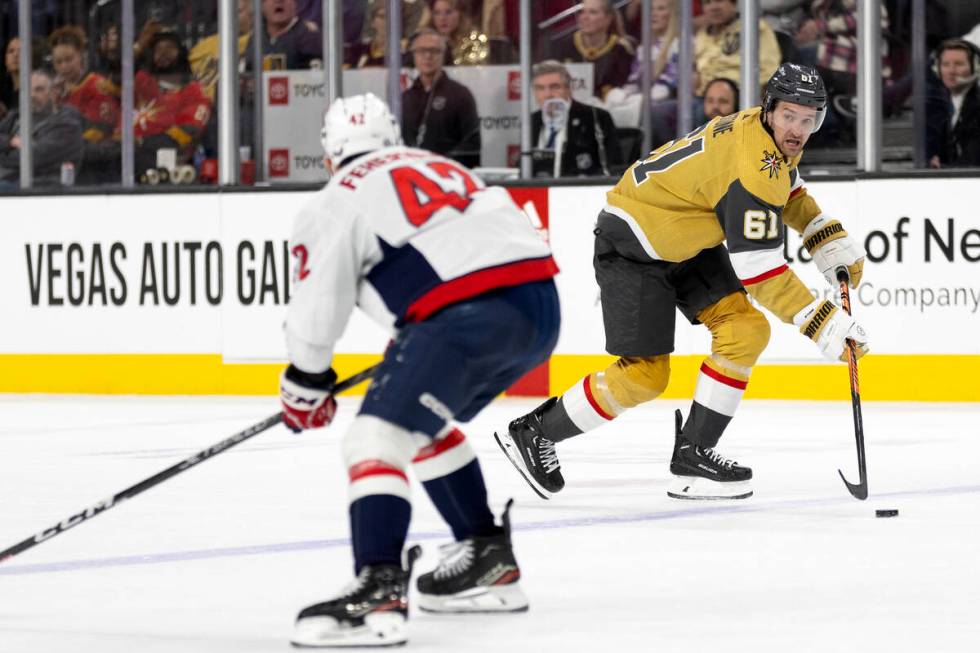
[1,395,978,653]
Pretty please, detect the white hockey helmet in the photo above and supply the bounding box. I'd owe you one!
[320,93,402,169]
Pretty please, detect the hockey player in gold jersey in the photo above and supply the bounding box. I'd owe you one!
[496,64,869,501]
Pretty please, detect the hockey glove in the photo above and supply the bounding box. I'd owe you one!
[803,215,865,288]
[795,299,869,362]
[280,365,338,433]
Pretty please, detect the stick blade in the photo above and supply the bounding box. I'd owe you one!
[838,469,868,500]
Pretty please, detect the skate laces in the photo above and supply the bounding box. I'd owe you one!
[337,568,371,597]
[702,447,736,470]
[537,437,560,474]
[433,540,475,580]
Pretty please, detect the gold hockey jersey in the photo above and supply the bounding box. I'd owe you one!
[604,106,822,323]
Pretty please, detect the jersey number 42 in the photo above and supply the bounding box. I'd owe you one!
[390,161,480,227]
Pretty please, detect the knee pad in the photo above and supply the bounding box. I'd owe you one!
[411,427,477,482]
[342,415,423,502]
[600,354,671,410]
[699,293,771,368]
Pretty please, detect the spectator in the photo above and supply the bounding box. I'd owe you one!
[190,0,254,100]
[0,68,83,187]
[611,0,679,104]
[428,0,491,66]
[0,37,20,121]
[48,25,122,184]
[646,0,779,146]
[134,30,213,177]
[703,76,739,119]
[930,39,980,168]
[402,28,481,167]
[246,0,322,71]
[795,0,891,100]
[552,0,635,100]
[530,59,622,177]
[346,1,402,68]
[696,0,780,97]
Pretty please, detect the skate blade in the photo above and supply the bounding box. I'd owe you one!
[493,430,551,500]
[290,613,407,648]
[418,583,530,614]
[667,476,753,500]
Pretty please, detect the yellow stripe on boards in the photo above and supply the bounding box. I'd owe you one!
[0,354,382,395]
[1,353,978,402]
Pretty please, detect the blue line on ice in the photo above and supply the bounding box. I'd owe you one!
[3,484,977,576]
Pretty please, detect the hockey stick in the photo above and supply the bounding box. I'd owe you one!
[836,267,868,500]
[0,364,379,565]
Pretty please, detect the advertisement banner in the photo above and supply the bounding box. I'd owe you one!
[1,178,978,398]
[548,180,980,360]
[262,64,595,181]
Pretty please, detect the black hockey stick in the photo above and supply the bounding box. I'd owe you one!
[0,364,379,565]
[836,267,868,500]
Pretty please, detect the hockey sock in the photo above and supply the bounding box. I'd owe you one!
[349,494,411,573]
[552,375,614,438]
[413,428,498,540]
[421,461,498,540]
[682,357,750,448]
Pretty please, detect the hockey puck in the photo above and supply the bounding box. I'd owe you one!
[875,509,899,518]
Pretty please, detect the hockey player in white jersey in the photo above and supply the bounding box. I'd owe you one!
[280,94,560,648]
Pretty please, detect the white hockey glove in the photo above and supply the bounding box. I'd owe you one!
[794,299,869,362]
[280,365,338,433]
[803,215,865,288]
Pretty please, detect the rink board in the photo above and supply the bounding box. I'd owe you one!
[1,179,978,401]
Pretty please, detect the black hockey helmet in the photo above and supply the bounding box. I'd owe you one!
[763,63,828,131]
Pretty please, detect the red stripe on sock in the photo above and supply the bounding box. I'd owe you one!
[412,428,466,463]
[699,363,748,390]
[348,460,408,483]
[582,376,614,421]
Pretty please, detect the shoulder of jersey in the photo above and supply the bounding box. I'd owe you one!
[731,107,790,207]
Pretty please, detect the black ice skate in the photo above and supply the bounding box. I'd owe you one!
[668,410,753,500]
[416,499,529,614]
[290,546,421,648]
[494,397,565,499]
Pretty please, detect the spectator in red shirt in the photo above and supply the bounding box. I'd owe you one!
[134,30,213,177]
[48,25,122,184]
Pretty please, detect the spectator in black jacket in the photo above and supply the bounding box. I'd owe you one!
[530,60,622,177]
[930,39,980,168]
[0,69,83,187]
[402,28,481,167]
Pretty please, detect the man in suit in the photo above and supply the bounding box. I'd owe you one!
[530,60,621,177]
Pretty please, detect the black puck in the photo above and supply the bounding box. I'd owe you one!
[875,509,899,518]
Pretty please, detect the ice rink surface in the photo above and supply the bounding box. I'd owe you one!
[1,395,978,653]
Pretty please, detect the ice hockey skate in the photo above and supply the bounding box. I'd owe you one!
[494,397,565,499]
[417,499,528,613]
[668,410,753,500]
[291,546,420,648]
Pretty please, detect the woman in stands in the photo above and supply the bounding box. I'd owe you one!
[429,0,492,66]
[551,0,635,100]
[346,1,401,68]
[611,0,679,105]
[48,26,122,184]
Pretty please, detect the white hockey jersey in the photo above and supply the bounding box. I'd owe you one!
[285,146,559,373]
